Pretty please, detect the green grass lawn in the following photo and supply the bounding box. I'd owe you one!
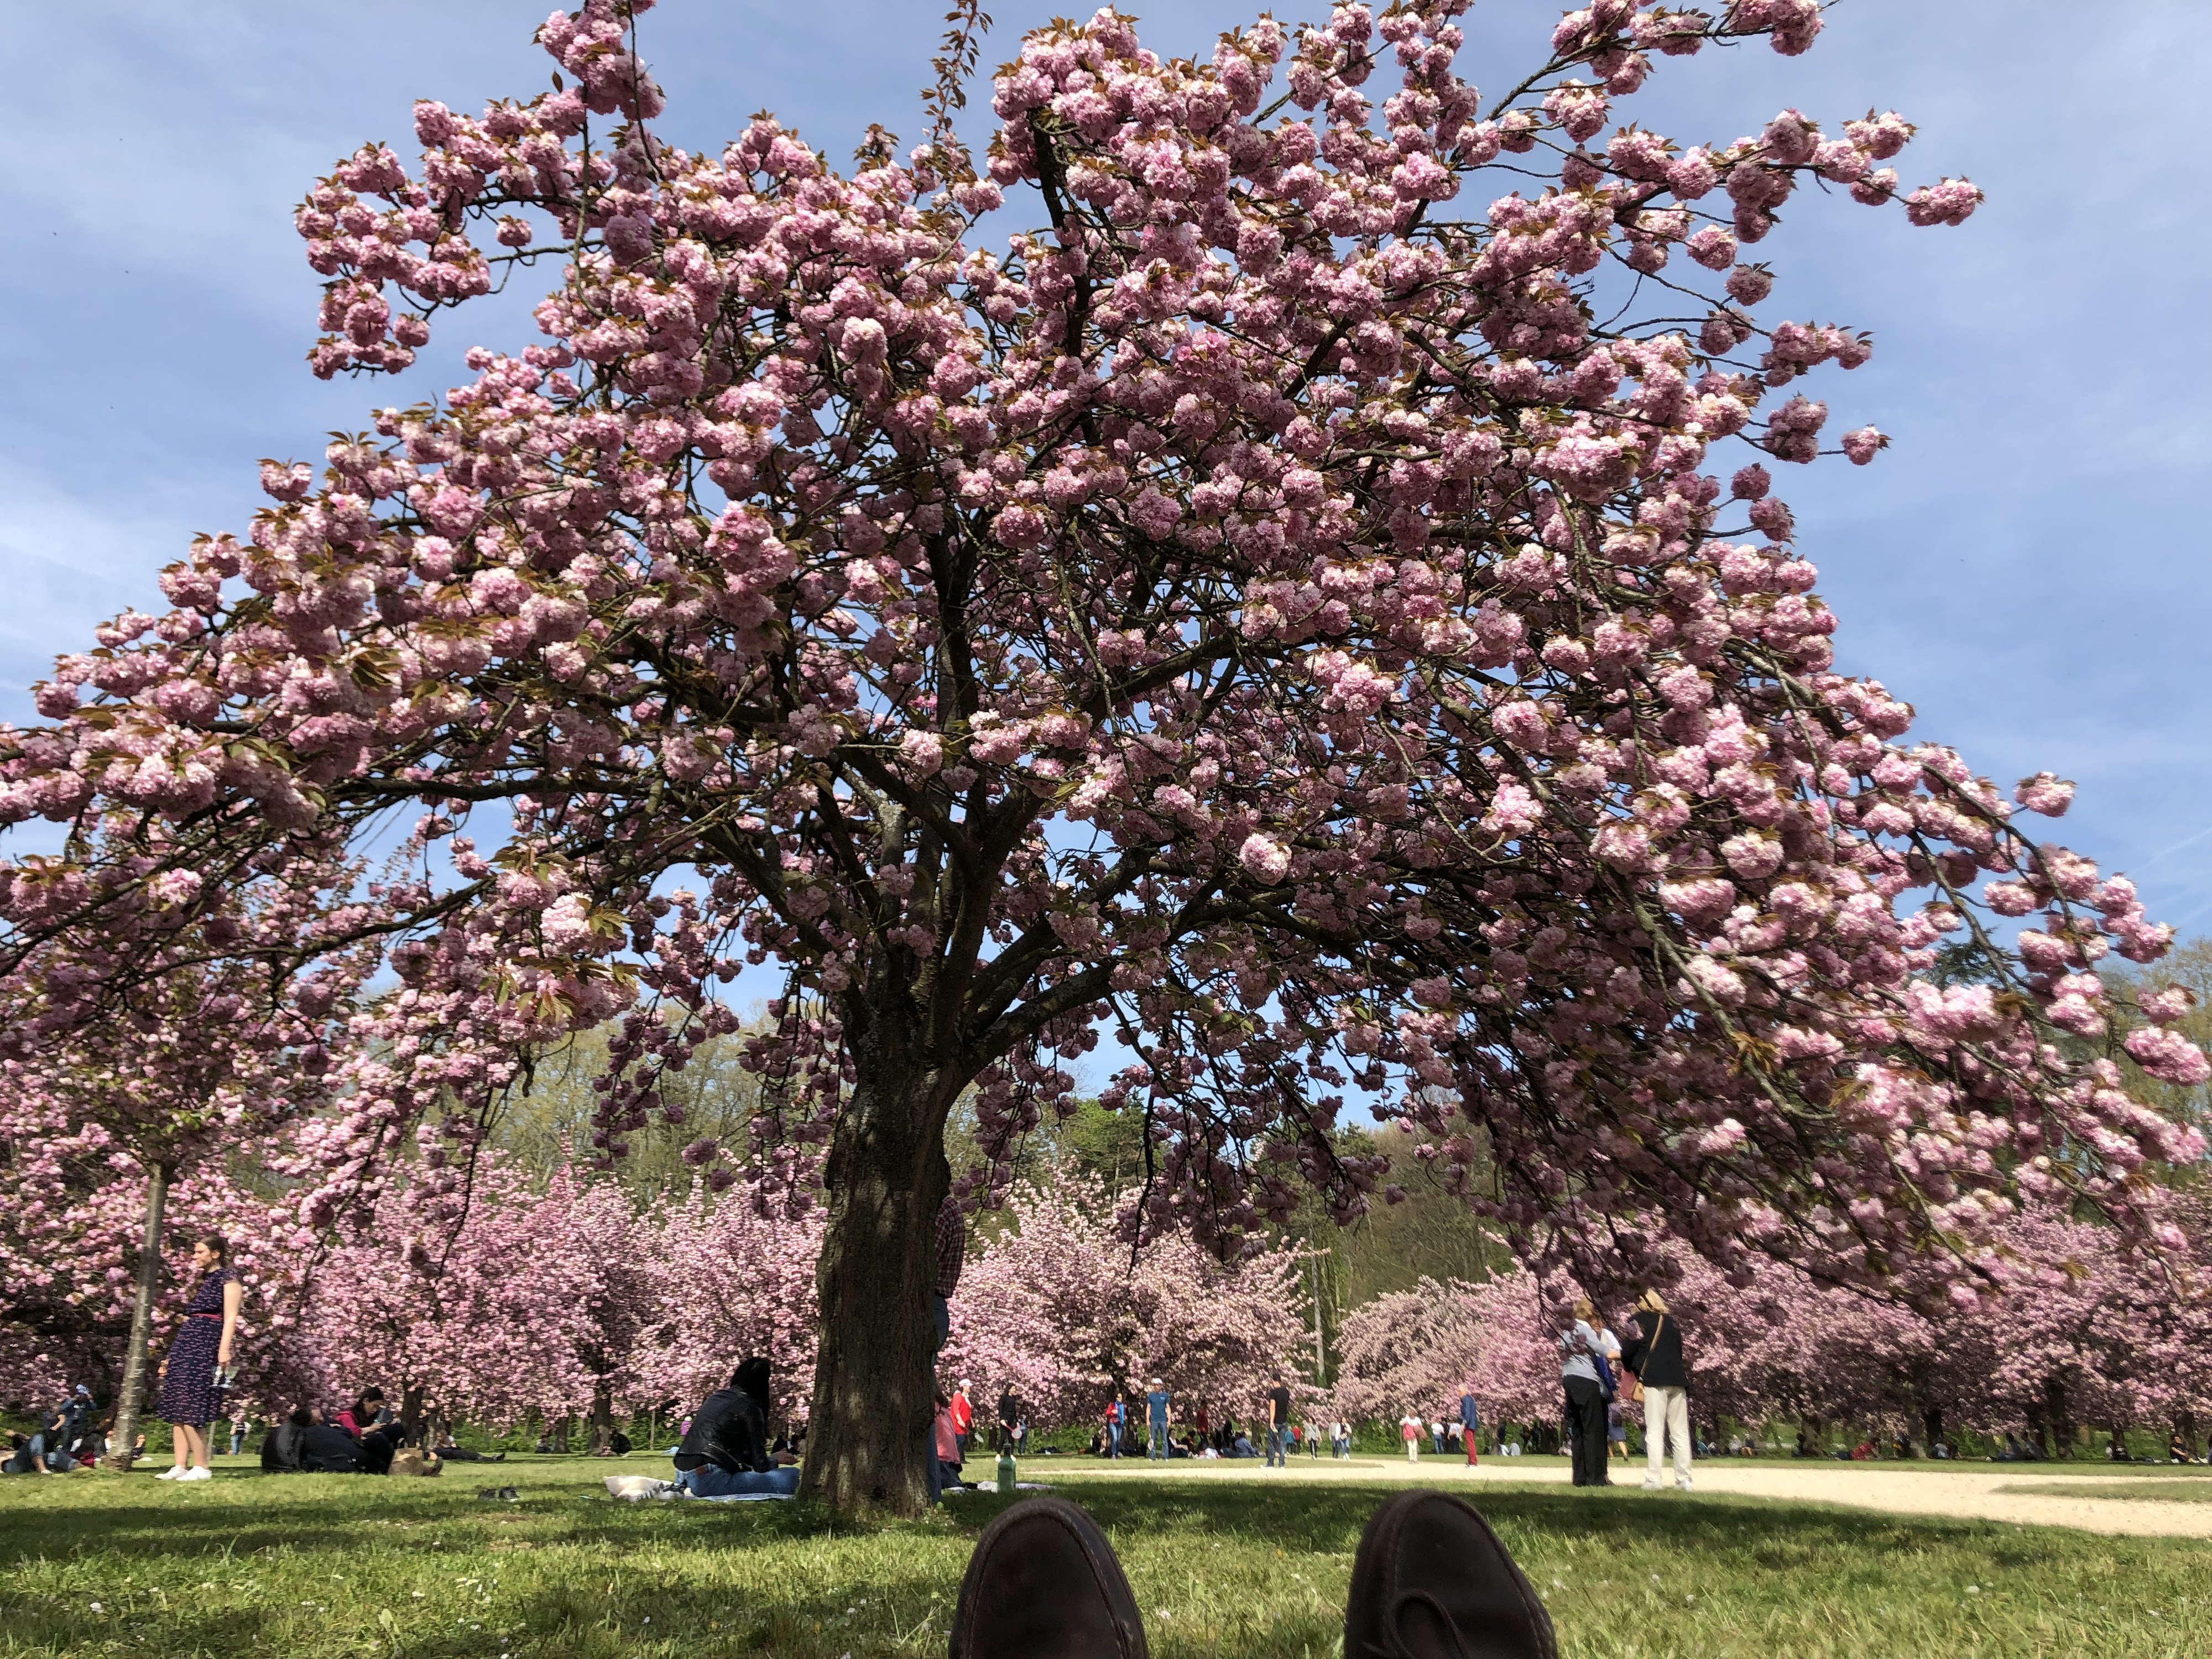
[3,1455,2207,1658]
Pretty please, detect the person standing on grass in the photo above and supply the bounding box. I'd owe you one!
[1104,1392,1125,1458]
[1621,1289,1693,1492]
[1146,1379,1171,1462]
[950,1379,974,1466]
[1557,1297,1610,1488]
[924,1194,965,1501]
[154,1234,241,1483]
[1459,1383,1480,1466]
[1400,1411,1422,1462]
[1265,1375,1292,1468]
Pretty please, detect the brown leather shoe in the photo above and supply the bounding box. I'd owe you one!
[950,1496,1147,1659]
[1344,1490,1556,1659]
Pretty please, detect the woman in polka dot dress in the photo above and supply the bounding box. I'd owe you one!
[156,1235,242,1482]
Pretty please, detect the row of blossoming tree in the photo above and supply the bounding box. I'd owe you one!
[3,0,2208,1510]
[1332,1189,2212,1456]
[0,1156,1310,1445]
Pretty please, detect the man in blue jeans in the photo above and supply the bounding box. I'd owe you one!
[1145,1379,1171,1460]
[1265,1374,1291,1467]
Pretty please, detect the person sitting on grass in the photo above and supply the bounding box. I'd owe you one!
[262,1406,314,1472]
[336,1389,404,1475]
[671,1357,797,1497]
[295,1407,367,1473]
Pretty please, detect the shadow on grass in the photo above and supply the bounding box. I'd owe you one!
[0,1470,2143,1564]
[7,1472,2205,1659]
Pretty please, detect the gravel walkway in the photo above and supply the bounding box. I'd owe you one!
[1065,1454,2212,1537]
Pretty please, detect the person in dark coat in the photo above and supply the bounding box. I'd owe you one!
[299,1410,366,1473]
[261,1406,314,1472]
[1620,1290,1692,1491]
[672,1357,794,1496]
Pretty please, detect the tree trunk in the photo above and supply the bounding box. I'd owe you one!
[2044,1375,2074,1461]
[103,1162,171,1475]
[589,1381,614,1454]
[1921,1404,1944,1457]
[399,1382,426,1448]
[798,1048,952,1516]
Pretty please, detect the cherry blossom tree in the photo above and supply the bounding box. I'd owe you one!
[0,1164,326,1429]
[0,827,374,1467]
[941,1171,1310,1428]
[1331,1270,1555,1429]
[3,0,2206,1512]
[635,1173,827,1426]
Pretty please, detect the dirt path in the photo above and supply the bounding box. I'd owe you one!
[1063,1454,2212,1538]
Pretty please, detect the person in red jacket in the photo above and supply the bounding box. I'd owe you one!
[948,1380,975,1467]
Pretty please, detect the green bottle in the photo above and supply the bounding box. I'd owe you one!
[997,1448,1017,1492]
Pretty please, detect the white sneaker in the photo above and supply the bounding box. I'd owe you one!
[1676,1477,1693,1493]
[156,1466,185,1480]
[179,1467,213,1482]
[1641,1479,1663,1490]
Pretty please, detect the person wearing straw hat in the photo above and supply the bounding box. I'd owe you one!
[1621,1289,1692,1492]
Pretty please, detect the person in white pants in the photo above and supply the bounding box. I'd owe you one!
[1621,1290,1693,1491]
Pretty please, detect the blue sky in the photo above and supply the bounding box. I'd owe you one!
[2,0,2205,938]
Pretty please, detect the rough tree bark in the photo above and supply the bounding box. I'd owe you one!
[796,1013,957,1516]
[102,1161,170,1475]
[2043,1375,2075,1460]
[589,1382,613,1455]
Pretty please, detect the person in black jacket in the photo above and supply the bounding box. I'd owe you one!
[1620,1290,1692,1491]
[261,1406,314,1472]
[671,1357,795,1496]
[296,1408,366,1473]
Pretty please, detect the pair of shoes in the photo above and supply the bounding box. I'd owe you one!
[478,1486,521,1501]
[156,1465,186,1481]
[175,1467,212,1483]
[950,1490,1553,1659]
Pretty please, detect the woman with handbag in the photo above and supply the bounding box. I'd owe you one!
[1621,1290,1692,1491]
[154,1235,242,1483]
[1557,1298,1611,1488]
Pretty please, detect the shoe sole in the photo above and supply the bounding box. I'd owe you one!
[950,1495,1146,1659]
[1346,1488,1557,1659]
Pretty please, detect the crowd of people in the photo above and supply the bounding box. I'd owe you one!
[0,1385,135,1474]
